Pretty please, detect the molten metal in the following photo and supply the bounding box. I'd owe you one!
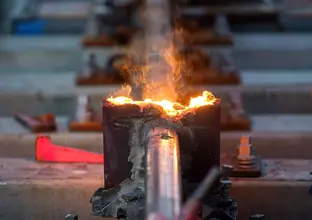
[107,91,217,117]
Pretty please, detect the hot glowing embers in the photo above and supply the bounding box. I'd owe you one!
[107,91,218,117]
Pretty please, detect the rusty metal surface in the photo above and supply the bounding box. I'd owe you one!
[4,114,312,134]
[261,159,312,181]
[3,131,312,160]
[220,92,251,131]
[0,158,312,220]
[0,158,311,182]
[3,34,312,73]
[0,158,104,183]
[1,176,310,220]
[2,72,312,97]
[14,113,57,133]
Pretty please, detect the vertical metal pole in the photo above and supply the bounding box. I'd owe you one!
[146,127,182,220]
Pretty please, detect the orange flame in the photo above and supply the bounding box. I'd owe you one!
[109,31,217,117]
[107,91,217,117]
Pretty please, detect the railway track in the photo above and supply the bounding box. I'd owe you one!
[1,30,312,220]
[0,71,312,118]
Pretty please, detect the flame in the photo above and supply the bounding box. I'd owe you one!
[109,28,217,117]
[114,39,187,102]
[107,91,217,117]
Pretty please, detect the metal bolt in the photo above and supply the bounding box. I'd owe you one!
[220,179,231,189]
[221,164,233,180]
[250,214,265,220]
[237,135,256,169]
[65,214,78,220]
[220,165,233,200]
[237,135,253,157]
[220,179,231,200]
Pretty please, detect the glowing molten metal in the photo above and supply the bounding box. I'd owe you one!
[107,91,217,117]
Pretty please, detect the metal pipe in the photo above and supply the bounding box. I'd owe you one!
[146,127,182,220]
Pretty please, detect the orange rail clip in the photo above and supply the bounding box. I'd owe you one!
[35,135,104,163]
